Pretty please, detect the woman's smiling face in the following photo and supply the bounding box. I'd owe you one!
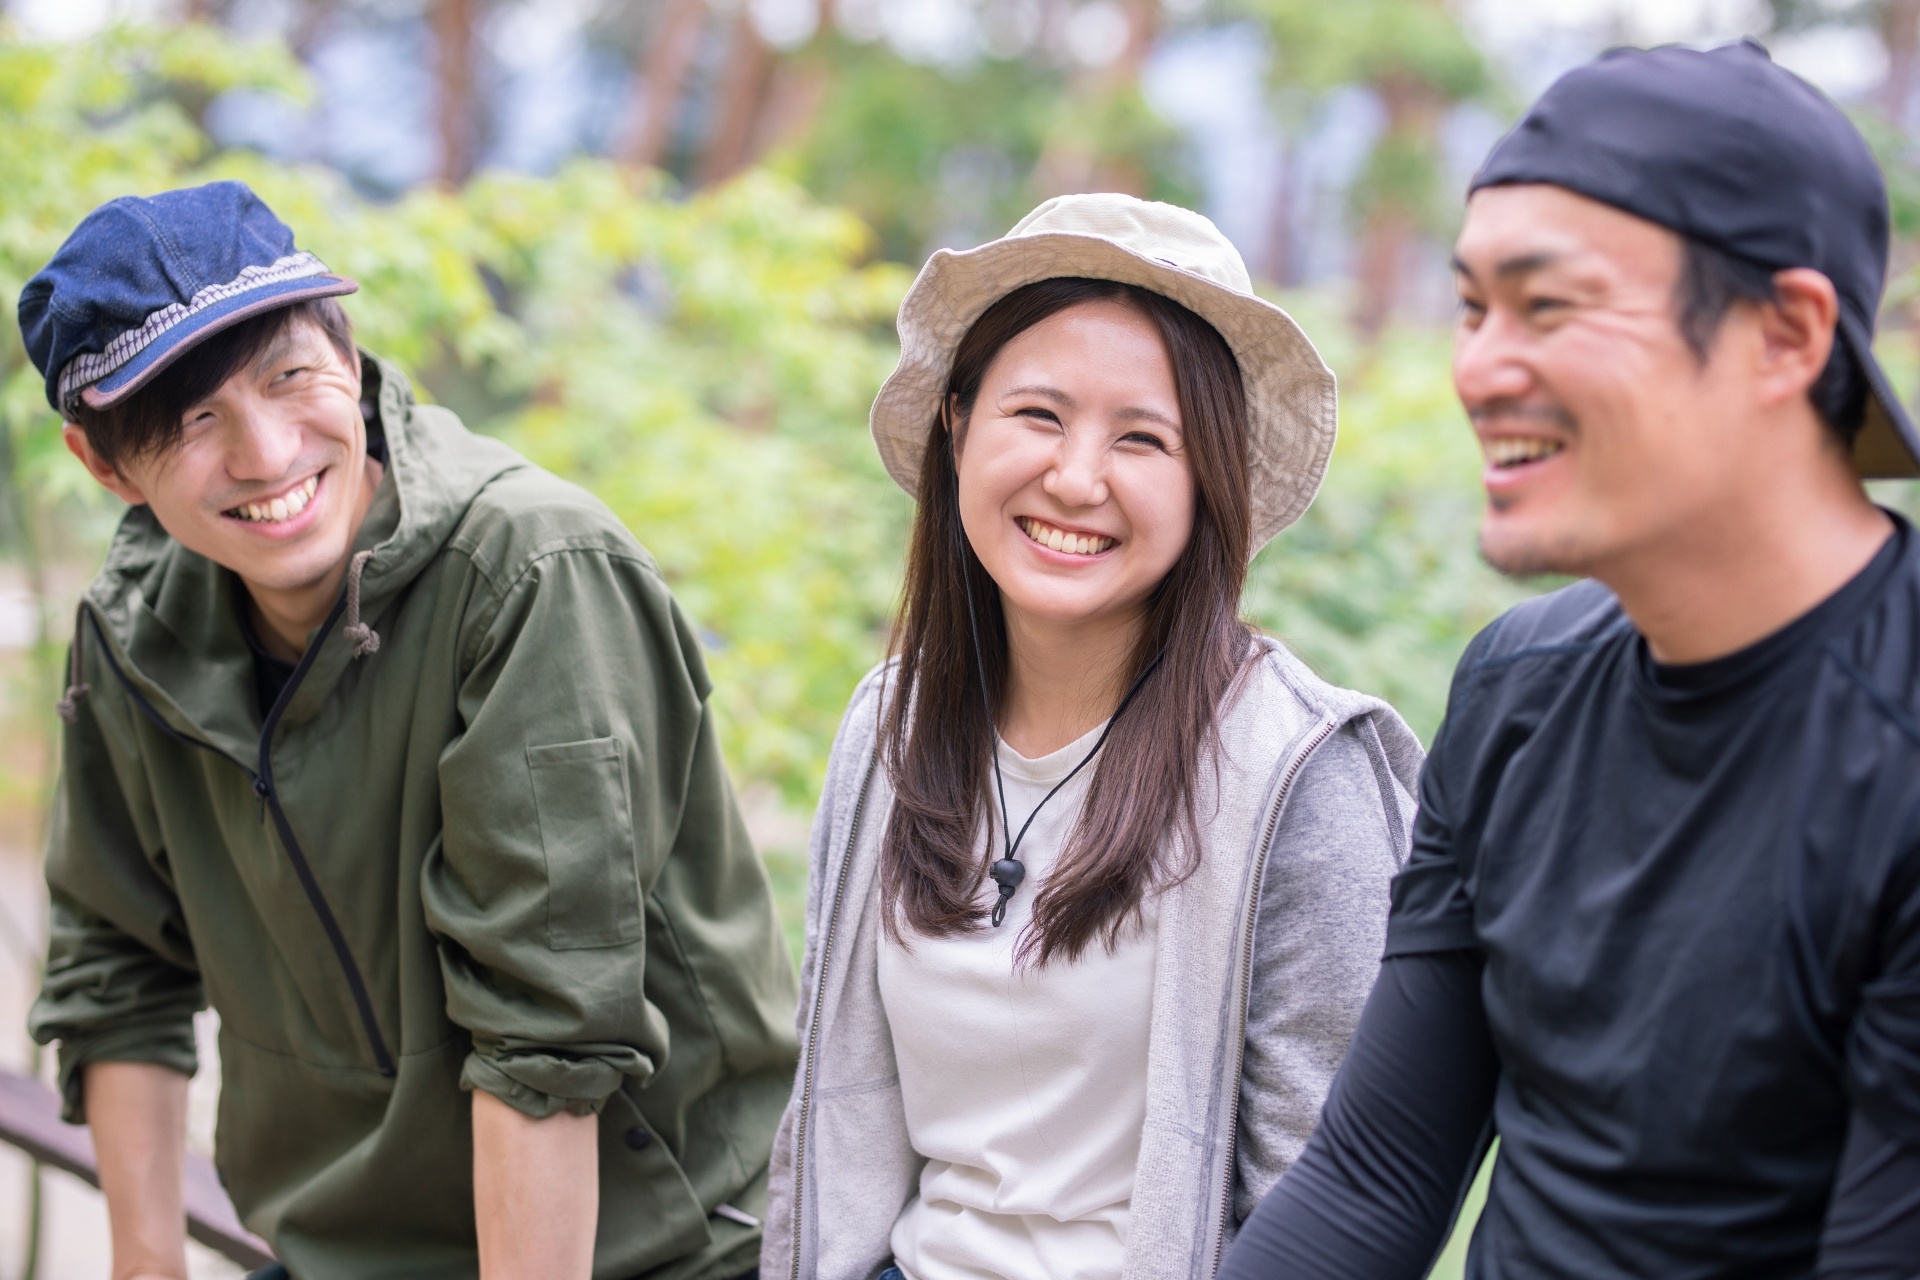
[954,298,1196,637]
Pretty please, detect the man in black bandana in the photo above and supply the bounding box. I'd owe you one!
[1223,40,1920,1280]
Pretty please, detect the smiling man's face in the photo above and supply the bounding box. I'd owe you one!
[67,314,376,611]
[1452,184,1759,579]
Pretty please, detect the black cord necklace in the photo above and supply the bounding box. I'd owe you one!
[958,548,1164,927]
[944,429,1162,926]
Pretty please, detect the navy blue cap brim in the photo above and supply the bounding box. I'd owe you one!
[1836,308,1920,479]
[78,273,359,411]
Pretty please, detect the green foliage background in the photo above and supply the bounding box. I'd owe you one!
[0,22,1779,1278]
[0,23,1533,827]
[1,26,916,812]
[769,36,1196,265]
[12,19,1920,1280]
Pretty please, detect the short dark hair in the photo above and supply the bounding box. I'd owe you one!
[1674,236,1867,444]
[69,297,356,470]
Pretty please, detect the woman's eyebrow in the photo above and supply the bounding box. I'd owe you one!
[1116,405,1179,430]
[1000,383,1075,407]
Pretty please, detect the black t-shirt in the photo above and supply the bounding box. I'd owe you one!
[237,591,297,717]
[1388,517,1920,1275]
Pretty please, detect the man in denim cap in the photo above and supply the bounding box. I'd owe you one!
[19,181,795,1280]
[1226,40,1920,1280]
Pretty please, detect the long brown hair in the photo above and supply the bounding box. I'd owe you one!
[879,277,1255,966]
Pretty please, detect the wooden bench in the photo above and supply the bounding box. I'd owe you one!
[0,1067,274,1270]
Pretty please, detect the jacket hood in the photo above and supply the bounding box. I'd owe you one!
[72,351,527,763]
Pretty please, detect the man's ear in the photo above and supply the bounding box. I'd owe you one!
[1754,267,1840,410]
[62,424,148,506]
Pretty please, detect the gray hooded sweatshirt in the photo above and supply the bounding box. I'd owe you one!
[762,637,1423,1280]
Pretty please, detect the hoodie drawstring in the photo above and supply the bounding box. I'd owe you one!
[342,550,381,659]
[57,548,378,725]
[55,603,91,723]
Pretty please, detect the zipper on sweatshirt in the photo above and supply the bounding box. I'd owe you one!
[83,599,398,1079]
[1206,714,1341,1278]
[788,750,879,1280]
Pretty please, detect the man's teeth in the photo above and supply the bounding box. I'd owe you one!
[231,475,318,523]
[1487,438,1565,468]
[1018,517,1115,556]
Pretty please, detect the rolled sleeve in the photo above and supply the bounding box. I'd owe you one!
[46,1000,200,1122]
[30,669,202,1124]
[424,545,709,1119]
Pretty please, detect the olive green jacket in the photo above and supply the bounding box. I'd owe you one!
[29,356,799,1280]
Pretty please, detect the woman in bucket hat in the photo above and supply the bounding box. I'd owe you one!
[762,194,1423,1280]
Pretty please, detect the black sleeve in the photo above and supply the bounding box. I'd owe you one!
[1819,801,1920,1279]
[1220,950,1500,1280]
[1381,660,1480,959]
[1816,1106,1920,1277]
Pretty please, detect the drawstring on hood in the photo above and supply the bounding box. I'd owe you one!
[342,550,380,658]
[53,545,378,725]
[57,547,382,724]
[56,604,91,723]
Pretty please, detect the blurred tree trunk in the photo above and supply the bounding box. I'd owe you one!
[697,6,779,186]
[1033,0,1159,196]
[1100,0,1160,194]
[1872,0,1920,334]
[430,0,479,186]
[1879,0,1920,124]
[1112,1,1157,82]
[623,0,708,170]
[741,59,834,176]
[289,0,334,59]
[695,3,853,190]
[740,0,842,174]
[176,0,241,127]
[1260,135,1298,286]
[1244,0,1486,335]
[1352,72,1441,339]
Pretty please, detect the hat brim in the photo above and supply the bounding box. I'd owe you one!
[870,232,1336,555]
[1836,309,1920,479]
[79,274,359,411]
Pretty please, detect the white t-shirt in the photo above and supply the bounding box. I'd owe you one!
[878,724,1160,1280]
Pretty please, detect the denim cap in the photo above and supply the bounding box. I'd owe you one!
[18,181,357,418]
[1471,39,1920,478]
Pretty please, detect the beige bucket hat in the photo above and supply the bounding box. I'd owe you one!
[870,192,1337,554]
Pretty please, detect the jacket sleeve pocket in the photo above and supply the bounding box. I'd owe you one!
[527,737,643,949]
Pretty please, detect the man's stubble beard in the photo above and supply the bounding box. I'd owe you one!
[1478,512,1593,580]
